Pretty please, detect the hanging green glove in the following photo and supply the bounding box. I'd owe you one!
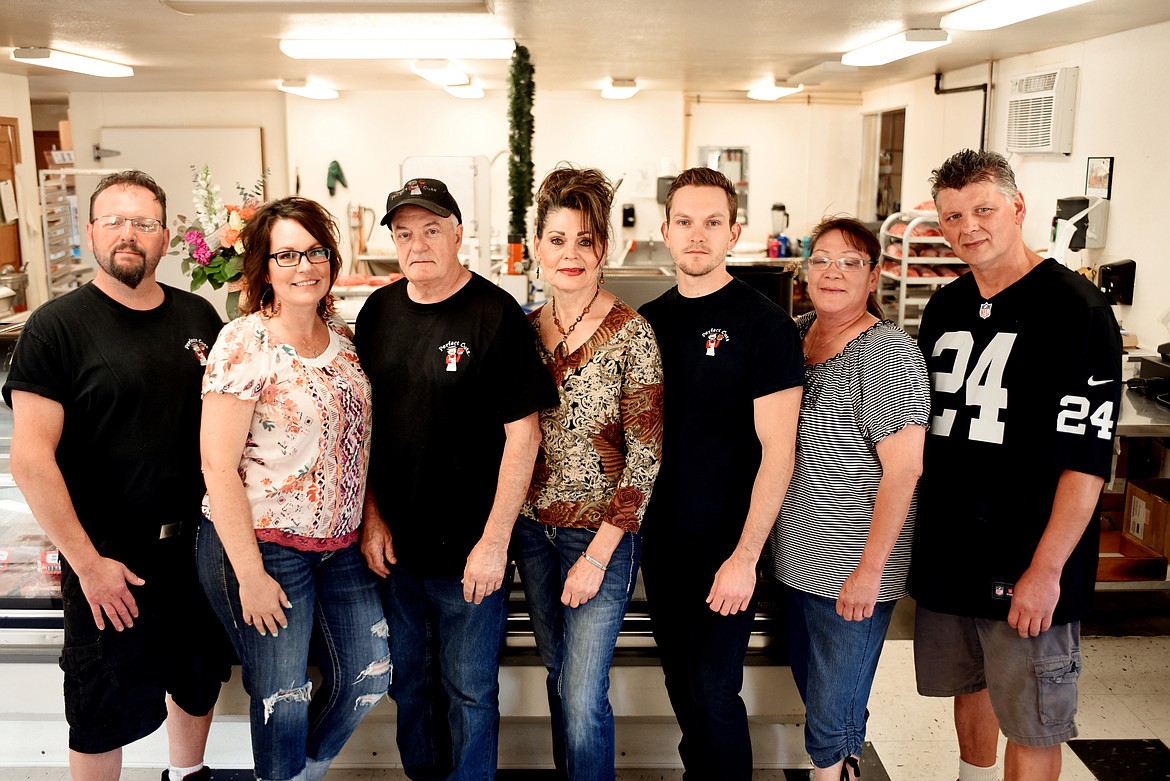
[327,161,348,196]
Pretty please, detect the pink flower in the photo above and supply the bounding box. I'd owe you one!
[185,231,213,265]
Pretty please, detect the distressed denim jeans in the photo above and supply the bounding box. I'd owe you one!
[198,519,391,781]
[511,518,640,781]
[383,565,507,781]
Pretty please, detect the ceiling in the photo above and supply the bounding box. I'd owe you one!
[1,0,1168,102]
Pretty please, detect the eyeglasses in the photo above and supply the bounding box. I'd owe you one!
[803,256,874,272]
[269,247,332,267]
[92,215,164,234]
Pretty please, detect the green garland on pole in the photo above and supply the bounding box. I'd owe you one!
[508,45,535,239]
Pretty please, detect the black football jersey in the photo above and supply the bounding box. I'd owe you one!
[911,259,1122,622]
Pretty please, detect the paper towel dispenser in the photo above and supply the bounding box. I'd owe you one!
[1098,259,1135,305]
[1054,196,1109,249]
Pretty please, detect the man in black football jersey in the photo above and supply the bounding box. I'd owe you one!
[911,150,1122,781]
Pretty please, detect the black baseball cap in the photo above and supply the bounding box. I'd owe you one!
[380,178,463,226]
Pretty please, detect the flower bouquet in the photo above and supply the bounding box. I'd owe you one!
[170,165,265,316]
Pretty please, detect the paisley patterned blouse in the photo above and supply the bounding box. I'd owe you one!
[201,312,373,550]
[522,299,664,532]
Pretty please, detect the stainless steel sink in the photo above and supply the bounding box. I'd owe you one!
[613,239,673,268]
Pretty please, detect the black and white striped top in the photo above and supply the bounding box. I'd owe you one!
[769,313,930,601]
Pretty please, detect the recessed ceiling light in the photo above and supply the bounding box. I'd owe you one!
[841,29,951,67]
[10,47,133,78]
[445,82,485,99]
[278,79,339,99]
[411,60,470,86]
[746,81,804,101]
[601,78,639,100]
[941,0,1094,31]
[280,38,515,60]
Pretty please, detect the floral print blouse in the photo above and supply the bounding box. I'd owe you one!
[522,299,664,532]
[201,312,372,550]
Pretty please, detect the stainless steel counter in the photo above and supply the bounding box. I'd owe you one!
[1119,389,1170,437]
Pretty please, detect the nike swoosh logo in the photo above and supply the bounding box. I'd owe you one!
[1087,377,1113,386]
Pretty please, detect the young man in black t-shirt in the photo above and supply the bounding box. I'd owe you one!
[355,179,556,781]
[3,171,229,781]
[639,168,803,781]
[911,150,1122,781]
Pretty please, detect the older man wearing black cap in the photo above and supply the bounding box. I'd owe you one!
[354,178,557,781]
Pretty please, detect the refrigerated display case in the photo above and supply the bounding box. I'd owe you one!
[0,326,64,651]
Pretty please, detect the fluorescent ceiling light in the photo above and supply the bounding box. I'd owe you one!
[601,78,639,100]
[789,61,859,85]
[411,60,469,86]
[841,29,950,67]
[10,47,133,78]
[941,0,1094,31]
[445,82,484,98]
[162,0,491,13]
[280,38,515,60]
[746,81,804,101]
[279,79,339,99]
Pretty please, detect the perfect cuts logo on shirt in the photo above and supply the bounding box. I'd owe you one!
[439,340,471,372]
[701,328,729,356]
[185,338,210,366]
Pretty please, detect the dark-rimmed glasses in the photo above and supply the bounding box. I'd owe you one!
[269,248,332,267]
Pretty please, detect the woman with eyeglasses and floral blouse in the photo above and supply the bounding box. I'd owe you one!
[198,197,390,781]
[768,216,930,781]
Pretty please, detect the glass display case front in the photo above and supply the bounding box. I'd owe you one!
[0,329,63,648]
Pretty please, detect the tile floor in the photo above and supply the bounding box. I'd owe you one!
[2,629,1167,780]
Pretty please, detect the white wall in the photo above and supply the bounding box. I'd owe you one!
[991,21,1170,348]
[864,22,1170,349]
[285,90,511,263]
[861,63,987,210]
[688,96,864,245]
[0,72,48,305]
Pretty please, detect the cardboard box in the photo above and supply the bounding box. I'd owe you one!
[1098,530,1168,581]
[1124,479,1170,557]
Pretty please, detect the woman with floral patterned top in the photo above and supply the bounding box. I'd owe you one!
[513,165,664,781]
[197,197,390,781]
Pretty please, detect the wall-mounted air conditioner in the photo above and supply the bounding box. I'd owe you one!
[1005,67,1078,155]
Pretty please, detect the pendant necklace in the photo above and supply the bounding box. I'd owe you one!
[550,286,601,362]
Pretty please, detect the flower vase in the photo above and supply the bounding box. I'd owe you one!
[225,279,246,320]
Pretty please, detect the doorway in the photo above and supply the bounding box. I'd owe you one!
[859,108,906,223]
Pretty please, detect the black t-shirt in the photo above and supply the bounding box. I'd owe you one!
[639,278,803,561]
[354,274,557,576]
[3,283,224,567]
[911,259,1122,623]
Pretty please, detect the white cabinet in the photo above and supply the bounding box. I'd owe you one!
[877,210,966,335]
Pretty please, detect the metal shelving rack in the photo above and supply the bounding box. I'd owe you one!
[38,168,106,300]
[877,210,965,335]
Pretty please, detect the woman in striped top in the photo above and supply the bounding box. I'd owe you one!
[770,216,930,781]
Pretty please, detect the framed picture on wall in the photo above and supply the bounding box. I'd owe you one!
[1085,156,1114,199]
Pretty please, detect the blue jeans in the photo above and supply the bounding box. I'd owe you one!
[511,518,640,781]
[384,565,508,781]
[198,520,391,781]
[787,588,896,768]
[643,545,755,781]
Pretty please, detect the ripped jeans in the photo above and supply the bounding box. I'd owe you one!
[198,520,391,781]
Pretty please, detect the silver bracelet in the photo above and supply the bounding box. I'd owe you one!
[581,552,608,571]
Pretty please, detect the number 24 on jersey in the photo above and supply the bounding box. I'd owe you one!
[929,331,1113,445]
